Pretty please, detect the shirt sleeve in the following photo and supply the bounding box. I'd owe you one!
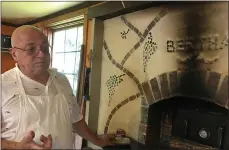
[71,95,83,123]
[55,71,83,123]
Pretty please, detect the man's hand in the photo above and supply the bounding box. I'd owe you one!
[95,134,115,147]
[73,120,115,147]
[18,131,52,149]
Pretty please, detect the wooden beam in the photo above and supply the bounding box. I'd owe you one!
[88,1,210,20]
[88,1,123,19]
[88,1,169,20]
[2,22,19,27]
[33,8,88,28]
[88,18,104,133]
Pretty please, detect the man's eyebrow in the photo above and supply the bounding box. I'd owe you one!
[27,42,35,45]
[25,41,48,46]
[24,43,35,47]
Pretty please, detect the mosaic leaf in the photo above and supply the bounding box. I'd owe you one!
[121,29,130,39]
[106,74,125,105]
[143,32,158,72]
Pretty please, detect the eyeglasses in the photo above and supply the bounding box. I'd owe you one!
[13,45,51,55]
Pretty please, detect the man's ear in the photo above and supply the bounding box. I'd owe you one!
[9,48,18,62]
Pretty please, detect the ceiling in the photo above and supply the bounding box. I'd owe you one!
[1,1,84,25]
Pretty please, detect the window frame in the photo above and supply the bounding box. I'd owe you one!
[51,24,84,98]
[52,22,84,32]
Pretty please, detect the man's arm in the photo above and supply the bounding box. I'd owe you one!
[73,119,112,147]
[1,139,19,149]
[73,119,100,145]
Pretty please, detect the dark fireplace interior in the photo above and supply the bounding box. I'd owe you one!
[145,96,228,150]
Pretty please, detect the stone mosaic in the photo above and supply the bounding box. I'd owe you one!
[106,74,125,105]
[121,15,142,38]
[120,29,130,39]
[104,93,140,133]
[143,32,157,72]
[120,7,169,66]
[103,41,141,92]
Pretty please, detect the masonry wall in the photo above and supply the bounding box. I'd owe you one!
[94,2,228,141]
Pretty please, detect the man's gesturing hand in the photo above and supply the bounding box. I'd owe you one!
[40,134,52,149]
[18,131,52,149]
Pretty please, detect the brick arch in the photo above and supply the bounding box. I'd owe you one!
[138,70,228,144]
[138,95,229,145]
[141,70,228,109]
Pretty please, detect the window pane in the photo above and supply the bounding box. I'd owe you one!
[64,52,76,74]
[77,26,83,51]
[74,52,81,74]
[65,28,78,52]
[53,30,65,53]
[52,53,65,72]
[52,26,84,97]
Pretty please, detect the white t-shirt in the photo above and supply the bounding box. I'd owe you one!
[1,67,83,140]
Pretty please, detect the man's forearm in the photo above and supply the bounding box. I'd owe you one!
[1,139,19,149]
[73,120,100,145]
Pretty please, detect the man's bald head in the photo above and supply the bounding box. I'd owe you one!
[11,25,44,47]
[10,25,50,79]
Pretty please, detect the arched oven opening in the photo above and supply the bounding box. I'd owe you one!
[145,96,228,149]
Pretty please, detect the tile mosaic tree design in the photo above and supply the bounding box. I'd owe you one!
[106,74,125,105]
[103,7,169,107]
[103,7,170,131]
[143,32,157,72]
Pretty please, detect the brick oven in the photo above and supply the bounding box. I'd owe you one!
[139,70,229,149]
[87,2,228,150]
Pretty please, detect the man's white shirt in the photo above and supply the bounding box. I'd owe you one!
[1,67,83,140]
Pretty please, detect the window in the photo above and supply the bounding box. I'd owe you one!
[52,26,83,96]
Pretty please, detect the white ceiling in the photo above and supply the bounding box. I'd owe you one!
[1,1,83,25]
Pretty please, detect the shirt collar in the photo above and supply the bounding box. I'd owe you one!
[15,63,56,79]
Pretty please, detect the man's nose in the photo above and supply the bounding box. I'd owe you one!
[36,49,46,57]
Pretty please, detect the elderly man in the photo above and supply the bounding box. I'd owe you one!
[1,25,111,149]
